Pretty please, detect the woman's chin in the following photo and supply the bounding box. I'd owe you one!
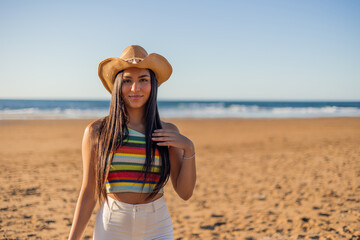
[126,103,146,109]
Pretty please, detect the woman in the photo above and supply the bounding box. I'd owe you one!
[67,45,196,240]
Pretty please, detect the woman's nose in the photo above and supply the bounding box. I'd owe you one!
[131,82,140,92]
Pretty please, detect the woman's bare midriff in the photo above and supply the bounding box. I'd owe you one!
[107,192,163,204]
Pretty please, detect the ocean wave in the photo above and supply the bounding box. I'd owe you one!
[0,108,108,120]
[159,105,360,119]
[0,102,359,120]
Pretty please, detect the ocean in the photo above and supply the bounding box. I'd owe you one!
[0,99,359,120]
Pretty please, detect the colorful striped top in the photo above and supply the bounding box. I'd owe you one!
[105,128,164,194]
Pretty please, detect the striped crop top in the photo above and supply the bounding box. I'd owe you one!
[105,128,164,194]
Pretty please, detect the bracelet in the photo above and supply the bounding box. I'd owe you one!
[183,152,195,160]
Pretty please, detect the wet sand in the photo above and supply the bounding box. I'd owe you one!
[0,117,359,240]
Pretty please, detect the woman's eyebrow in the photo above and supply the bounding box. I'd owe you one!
[123,74,149,79]
[138,74,150,78]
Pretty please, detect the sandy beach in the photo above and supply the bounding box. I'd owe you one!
[0,117,359,240]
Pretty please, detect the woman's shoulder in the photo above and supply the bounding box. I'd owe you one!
[161,120,180,133]
[85,118,105,137]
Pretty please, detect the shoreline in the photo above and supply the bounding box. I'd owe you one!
[0,115,359,121]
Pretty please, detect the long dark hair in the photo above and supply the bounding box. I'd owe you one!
[93,69,170,208]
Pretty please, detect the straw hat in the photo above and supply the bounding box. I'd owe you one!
[98,45,172,94]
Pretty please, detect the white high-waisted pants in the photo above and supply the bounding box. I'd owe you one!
[93,195,174,240]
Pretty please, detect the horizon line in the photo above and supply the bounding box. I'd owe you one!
[0,98,359,102]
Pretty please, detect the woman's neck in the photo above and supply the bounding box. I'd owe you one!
[126,107,146,129]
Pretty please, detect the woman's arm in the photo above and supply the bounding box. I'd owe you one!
[68,124,98,240]
[152,122,196,200]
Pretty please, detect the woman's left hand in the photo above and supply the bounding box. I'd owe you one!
[151,129,194,153]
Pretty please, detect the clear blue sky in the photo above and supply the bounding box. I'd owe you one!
[0,0,359,101]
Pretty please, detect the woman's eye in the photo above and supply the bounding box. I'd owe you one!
[123,79,131,83]
[140,78,148,82]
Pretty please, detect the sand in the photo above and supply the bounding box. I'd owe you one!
[0,117,359,240]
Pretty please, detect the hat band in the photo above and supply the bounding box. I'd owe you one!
[123,57,144,64]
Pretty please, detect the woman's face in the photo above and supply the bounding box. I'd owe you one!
[121,67,151,110]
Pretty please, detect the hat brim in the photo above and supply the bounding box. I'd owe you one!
[98,53,172,94]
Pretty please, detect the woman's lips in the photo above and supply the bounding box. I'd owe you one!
[129,95,143,100]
